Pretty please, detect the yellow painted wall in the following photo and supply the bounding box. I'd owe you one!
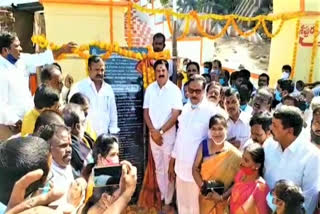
[269,0,320,86]
[42,2,127,82]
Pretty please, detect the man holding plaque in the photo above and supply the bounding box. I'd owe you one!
[142,59,182,211]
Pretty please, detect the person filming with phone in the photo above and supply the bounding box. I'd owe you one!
[82,134,120,202]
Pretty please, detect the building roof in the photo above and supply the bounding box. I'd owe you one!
[0,0,39,7]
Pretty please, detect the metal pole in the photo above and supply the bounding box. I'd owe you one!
[172,0,178,84]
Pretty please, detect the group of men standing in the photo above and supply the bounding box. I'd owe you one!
[1,30,320,214]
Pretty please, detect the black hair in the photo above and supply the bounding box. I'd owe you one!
[296,80,304,89]
[34,84,60,110]
[92,134,119,164]
[204,61,213,70]
[209,114,227,129]
[40,64,62,83]
[88,55,103,67]
[239,84,251,103]
[282,95,299,107]
[250,112,272,132]
[153,33,166,43]
[0,32,16,52]
[206,81,222,94]
[274,180,305,214]
[81,134,119,184]
[244,143,265,176]
[34,110,65,136]
[186,61,200,73]
[230,71,239,85]
[282,64,292,73]
[224,87,240,100]
[273,106,303,137]
[69,93,90,105]
[62,103,83,129]
[223,70,230,83]
[0,136,50,204]
[239,69,251,81]
[202,73,211,84]
[189,74,206,90]
[259,73,270,84]
[213,59,222,68]
[153,59,169,71]
[313,106,320,116]
[279,80,294,94]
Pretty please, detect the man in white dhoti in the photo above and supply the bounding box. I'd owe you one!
[143,59,182,210]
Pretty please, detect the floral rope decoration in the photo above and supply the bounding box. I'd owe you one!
[131,2,304,40]
[309,20,319,83]
[231,17,262,37]
[291,19,301,78]
[261,18,285,38]
[31,35,171,62]
[191,11,232,40]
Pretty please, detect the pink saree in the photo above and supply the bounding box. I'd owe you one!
[230,171,269,214]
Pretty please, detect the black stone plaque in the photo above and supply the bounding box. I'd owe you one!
[90,47,146,201]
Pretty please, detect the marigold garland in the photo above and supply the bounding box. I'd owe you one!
[31,35,171,62]
[291,19,300,78]
[261,18,285,38]
[309,20,319,83]
[131,2,305,40]
[231,17,262,37]
[192,11,232,40]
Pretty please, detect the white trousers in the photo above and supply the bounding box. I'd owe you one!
[150,139,174,205]
[176,176,200,214]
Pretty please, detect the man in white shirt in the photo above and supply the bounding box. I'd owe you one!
[69,55,119,135]
[143,59,182,209]
[0,32,75,140]
[241,112,273,150]
[169,75,215,214]
[48,124,74,193]
[264,105,320,214]
[224,88,251,149]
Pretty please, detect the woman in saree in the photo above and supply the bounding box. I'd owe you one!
[230,143,269,214]
[192,114,242,214]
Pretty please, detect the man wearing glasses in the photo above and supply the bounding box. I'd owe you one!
[169,75,216,214]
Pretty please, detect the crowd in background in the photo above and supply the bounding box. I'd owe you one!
[0,31,320,214]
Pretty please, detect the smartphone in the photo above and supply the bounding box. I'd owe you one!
[91,165,122,200]
[93,165,122,187]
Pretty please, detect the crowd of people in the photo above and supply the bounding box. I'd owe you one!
[1,30,320,214]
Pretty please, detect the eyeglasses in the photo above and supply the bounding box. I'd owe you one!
[188,88,202,95]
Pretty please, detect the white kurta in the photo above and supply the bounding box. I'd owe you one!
[172,99,216,214]
[69,78,119,135]
[0,51,54,125]
[264,133,320,214]
[143,80,183,204]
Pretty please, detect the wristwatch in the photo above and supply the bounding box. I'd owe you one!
[159,129,164,135]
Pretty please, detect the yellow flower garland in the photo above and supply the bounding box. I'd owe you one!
[131,2,305,40]
[31,35,171,62]
[291,19,300,78]
[309,20,319,83]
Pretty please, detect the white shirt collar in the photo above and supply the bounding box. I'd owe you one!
[154,79,171,92]
[87,77,106,92]
[275,132,303,153]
